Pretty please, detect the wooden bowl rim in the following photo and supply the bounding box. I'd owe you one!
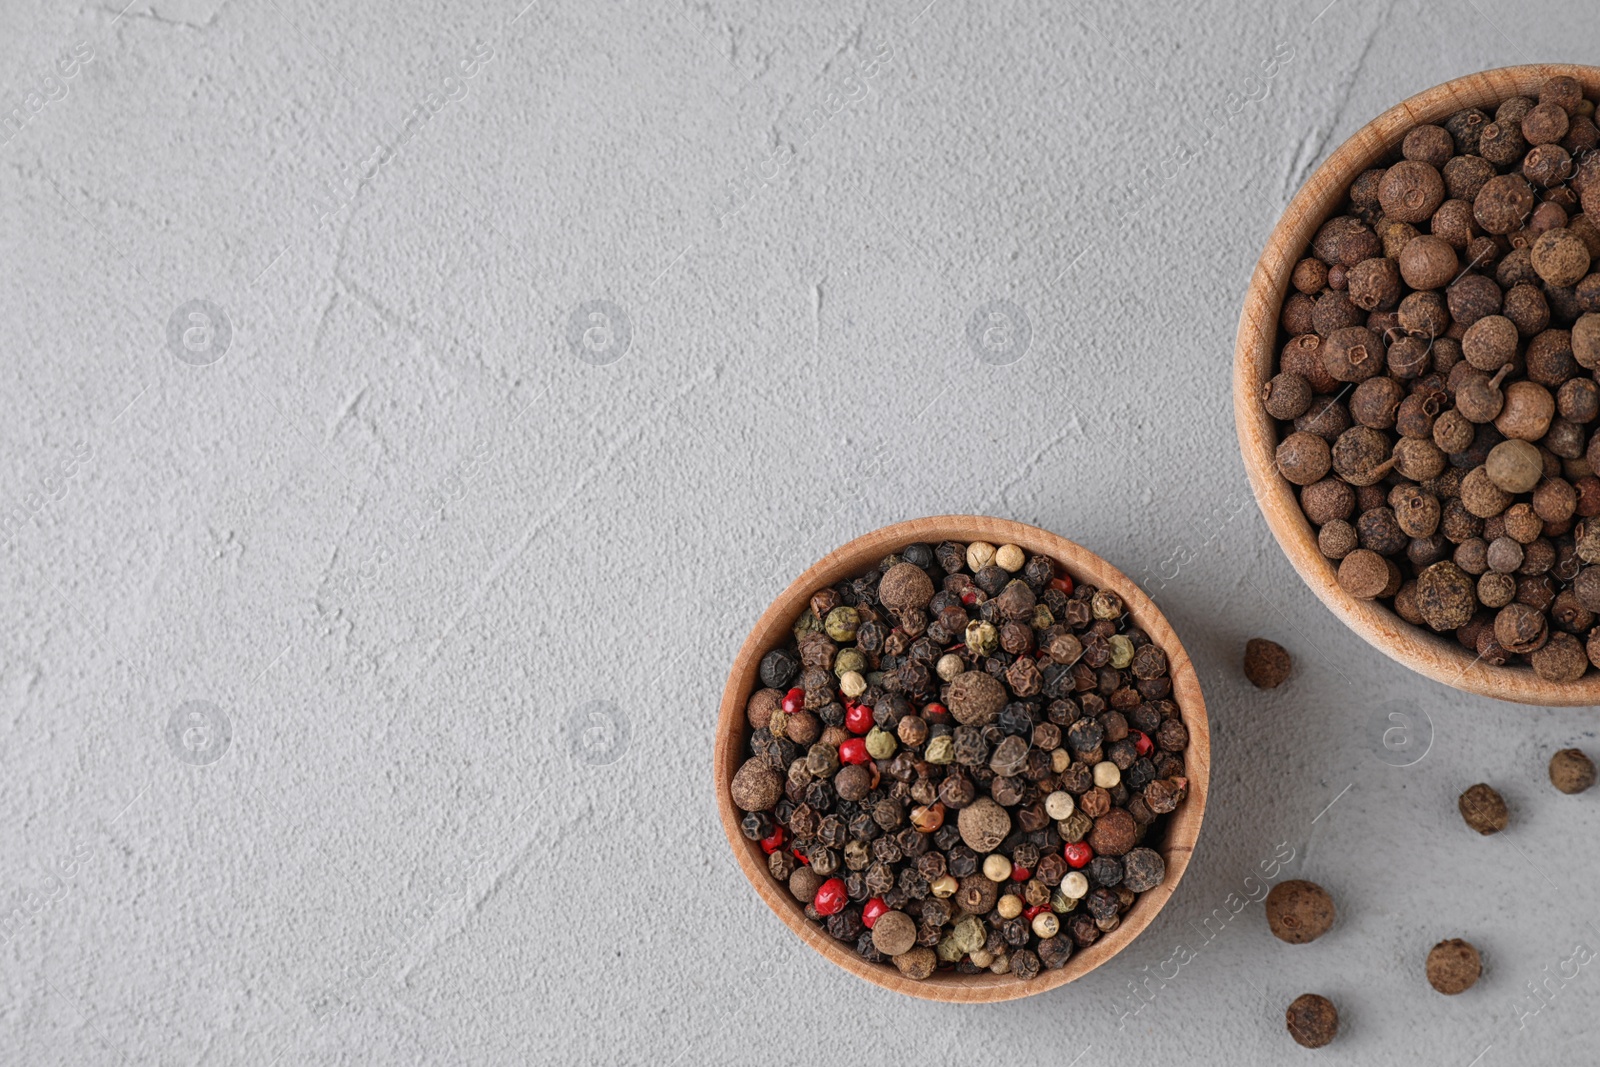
[713,516,1211,1002]
[1234,63,1600,707]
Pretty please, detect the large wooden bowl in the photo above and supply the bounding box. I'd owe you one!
[1235,64,1600,706]
[714,516,1210,1002]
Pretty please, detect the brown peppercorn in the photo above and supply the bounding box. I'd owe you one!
[1277,431,1333,486]
[1347,256,1402,311]
[1550,747,1596,793]
[1322,326,1385,382]
[871,909,918,956]
[1262,372,1313,420]
[1475,174,1535,235]
[731,758,782,812]
[1531,631,1588,681]
[1426,938,1483,995]
[1415,561,1477,631]
[1496,381,1556,441]
[1524,100,1571,145]
[1458,782,1509,834]
[1331,426,1392,485]
[1286,993,1339,1049]
[1243,638,1292,689]
[1380,160,1446,223]
[955,796,1009,852]
[1087,808,1137,857]
[947,669,1006,727]
[1265,879,1336,945]
[892,946,937,980]
[1532,228,1592,288]
[1338,548,1390,599]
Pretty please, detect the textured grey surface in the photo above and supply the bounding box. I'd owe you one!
[4,0,1600,1063]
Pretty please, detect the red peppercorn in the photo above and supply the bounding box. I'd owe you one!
[1064,842,1094,868]
[813,877,848,916]
[760,826,787,854]
[782,687,805,714]
[1011,867,1031,882]
[1024,904,1049,921]
[839,738,870,764]
[960,590,979,606]
[1133,730,1154,757]
[861,897,889,929]
[922,703,950,724]
[1051,576,1074,595]
[844,702,874,734]
[792,848,809,864]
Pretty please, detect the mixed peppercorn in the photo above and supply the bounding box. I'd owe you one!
[731,540,1191,980]
[1267,75,1600,680]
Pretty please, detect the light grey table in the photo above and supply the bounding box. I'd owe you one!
[3,0,1597,1062]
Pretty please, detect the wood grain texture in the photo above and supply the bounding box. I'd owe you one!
[1235,64,1600,707]
[713,516,1210,1003]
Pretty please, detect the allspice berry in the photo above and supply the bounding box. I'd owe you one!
[1531,631,1588,681]
[1398,234,1459,290]
[871,909,918,956]
[1415,561,1476,631]
[1277,431,1332,485]
[789,865,824,903]
[1426,938,1483,994]
[1087,808,1137,857]
[1338,548,1391,599]
[892,946,937,980]
[731,758,782,812]
[878,562,934,615]
[957,796,1011,852]
[746,688,782,730]
[1484,438,1544,493]
[1475,173,1535,234]
[1531,228,1591,287]
[1243,637,1292,689]
[1549,747,1596,793]
[1265,880,1336,944]
[947,669,1007,727]
[1380,160,1446,223]
[1286,994,1339,1049]
[1458,782,1508,834]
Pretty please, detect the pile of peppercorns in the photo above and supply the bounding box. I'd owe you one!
[729,540,1191,981]
[1266,75,1600,679]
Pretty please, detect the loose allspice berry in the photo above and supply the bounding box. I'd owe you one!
[1243,637,1292,689]
[1458,783,1509,834]
[1264,879,1336,945]
[1285,993,1339,1049]
[1549,747,1596,793]
[1426,938,1483,994]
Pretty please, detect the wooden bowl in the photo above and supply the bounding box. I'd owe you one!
[1235,64,1600,706]
[713,516,1210,1002]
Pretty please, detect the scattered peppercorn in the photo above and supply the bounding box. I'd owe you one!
[1549,747,1596,793]
[1268,77,1600,681]
[1426,938,1483,994]
[1458,782,1509,834]
[1264,879,1337,944]
[734,542,1193,980]
[1242,637,1292,689]
[1285,993,1340,1048]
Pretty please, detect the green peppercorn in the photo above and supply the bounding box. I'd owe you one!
[865,726,898,760]
[1107,634,1134,669]
[833,646,867,678]
[824,605,860,642]
[924,734,954,764]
